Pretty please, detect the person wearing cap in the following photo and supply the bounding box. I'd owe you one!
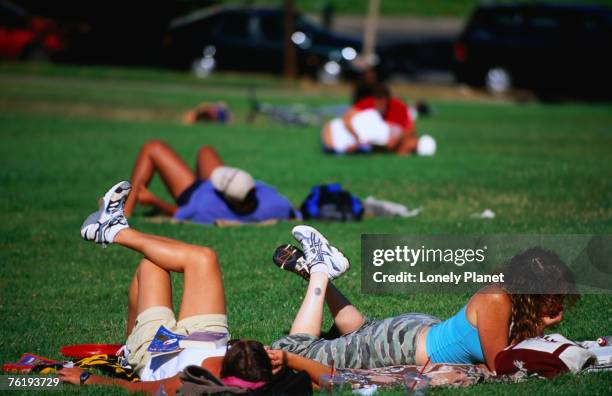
[123,140,299,224]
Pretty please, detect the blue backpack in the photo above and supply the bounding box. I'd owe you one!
[300,184,363,221]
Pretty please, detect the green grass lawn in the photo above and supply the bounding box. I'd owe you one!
[0,64,611,395]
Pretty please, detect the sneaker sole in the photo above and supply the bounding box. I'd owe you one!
[272,244,310,280]
[102,181,132,214]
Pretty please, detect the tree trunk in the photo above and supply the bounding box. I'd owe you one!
[362,0,380,65]
[283,0,298,79]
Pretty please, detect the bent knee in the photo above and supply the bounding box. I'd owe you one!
[200,246,217,261]
[136,258,158,275]
[192,246,218,268]
[142,139,169,154]
[197,145,218,157]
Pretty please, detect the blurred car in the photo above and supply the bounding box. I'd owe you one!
[162,6,364,81]
[454,3,612,97]
[377,38,455,79]
[0,1,63,60]
[49,3,170,67]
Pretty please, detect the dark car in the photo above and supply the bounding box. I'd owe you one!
[162,6,364,81]
[0,1,63,60]
[47,2,170,67]
[454,3,612,97]
[377,38,455,80]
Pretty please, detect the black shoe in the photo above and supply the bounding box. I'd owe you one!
[272,244,310,280]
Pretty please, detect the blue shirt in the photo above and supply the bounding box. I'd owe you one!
[174,180,299,224]
[425,305,485,364]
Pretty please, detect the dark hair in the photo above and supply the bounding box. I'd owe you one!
[242,188,258,206]
[217,187,259,215]
[502,247,578,296]
[500,247,579,343]
[371,83,391,99]
[220,339,272,382]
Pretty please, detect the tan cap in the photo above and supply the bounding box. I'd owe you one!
[210,166,256,201]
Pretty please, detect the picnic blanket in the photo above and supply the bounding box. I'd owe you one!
[338,363,495,389]
[338,361,612,390]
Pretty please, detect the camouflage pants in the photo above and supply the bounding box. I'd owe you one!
[270,313,440,369]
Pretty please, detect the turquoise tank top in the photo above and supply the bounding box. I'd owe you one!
[425,305,485,364]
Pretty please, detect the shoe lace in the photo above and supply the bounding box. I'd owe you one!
[307,233,333,265]
[106,185,130,214]
[107,198,125,214]
[97,213,127,247]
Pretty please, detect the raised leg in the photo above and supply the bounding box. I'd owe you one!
[126,270,139,336]
[131,185,178,217]
[289,272,329,336]
[125,258,173,337]
[124,140,197,216]
[325,284,365,335]
[114,228,226,318]
[195,145,224,180]
[287,225,352,337]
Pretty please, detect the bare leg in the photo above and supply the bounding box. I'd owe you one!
[195,145,224,179]
[325,284,365,335]
[114,229,226,318]
[124,140,197,217]
[126,258,173,336]
[126,270,139,336]
[133,185,179,217]
[136,259,173,313]
[289,272,329,336]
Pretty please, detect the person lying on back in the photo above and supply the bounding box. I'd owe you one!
[124,140,300,224]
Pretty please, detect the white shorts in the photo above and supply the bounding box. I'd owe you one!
[327,109,391,153]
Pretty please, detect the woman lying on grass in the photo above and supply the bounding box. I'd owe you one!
[123,140,299,224]
[59,181,577,392]
[58,181,330,394]
[271,227,578,372]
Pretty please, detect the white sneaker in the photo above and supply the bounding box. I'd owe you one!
[291,225,349,280]
[101,180,132,216]
[81,181,131,245]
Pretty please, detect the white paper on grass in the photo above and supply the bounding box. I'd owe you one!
[471,209,496,219]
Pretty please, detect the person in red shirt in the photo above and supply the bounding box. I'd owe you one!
[322,84,418,155]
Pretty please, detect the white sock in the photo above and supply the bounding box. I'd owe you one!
[309,262,327,275]
[106,219,129,243]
